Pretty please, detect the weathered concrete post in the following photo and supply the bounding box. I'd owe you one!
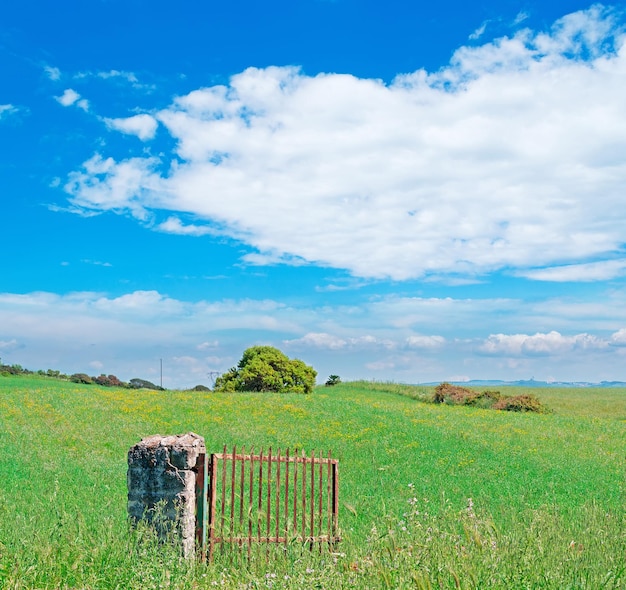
[127,433,206,558]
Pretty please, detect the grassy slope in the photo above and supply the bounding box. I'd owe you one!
[0,376,624,588]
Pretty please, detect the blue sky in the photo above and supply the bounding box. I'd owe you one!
[2,0,626,388]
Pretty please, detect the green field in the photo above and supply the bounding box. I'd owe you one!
[0,375,624,589]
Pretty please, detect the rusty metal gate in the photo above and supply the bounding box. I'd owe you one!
[195,446,339,561]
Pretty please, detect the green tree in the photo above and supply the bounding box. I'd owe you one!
[325,374,341,386]
[214,346,317,394]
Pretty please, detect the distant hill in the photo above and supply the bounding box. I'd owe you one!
[421,379,626,388]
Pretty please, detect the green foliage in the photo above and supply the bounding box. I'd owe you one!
[493,393,549,413]
[433,382,476,404]
[191,384,211,392]
[0,363,25,375]
[433,382,549,413]
[128,378,163,390]
[70,372,93,384]
[325,374,342,386]
[214,345,317,394]
[94,374,126,387]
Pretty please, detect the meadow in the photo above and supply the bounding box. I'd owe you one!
[0,375,624,589]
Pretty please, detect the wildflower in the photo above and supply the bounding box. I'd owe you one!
[306,568,315,574]
[466,498,475,518]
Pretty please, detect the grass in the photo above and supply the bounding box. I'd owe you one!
[0,375,624,588]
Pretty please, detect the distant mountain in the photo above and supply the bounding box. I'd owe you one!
[421,379,626,388]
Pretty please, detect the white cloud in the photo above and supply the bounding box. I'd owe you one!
[45,66,62,80]
[513,11,530,26]
[469,21,488,41]
[197,340,219,351]
[285,332,347,350]
[56,89,89,111]
[480,331,608,357]
[0,104,18,120]
[2,289,626,385]
[517,259,626,282]
[405,335,446,349]
[0,338,19,351]
[65,154,160,220]
[63,6,626,282]
[610,328,626,346]
[97,70,139,83]
[56,88,81,106]
[155,216,216,236]
[74,69,155,91]
[104,114,158,141]
[285,332,397,350]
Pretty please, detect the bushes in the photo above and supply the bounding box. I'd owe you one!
[1,362,160,390]
[70,373,93,384]
[433,382,549,413]
[214,346,317,394]
[0,364,25,376]
[493,394,548,413]
[128,378,163,390]
[434,383,478,404]
[94,374,125,387]
[325,375,342,387]
[191,384,210,392]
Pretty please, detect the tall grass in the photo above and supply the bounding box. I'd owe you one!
[0,375,624,588]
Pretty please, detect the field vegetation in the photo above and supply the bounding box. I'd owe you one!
[0,375,624,588]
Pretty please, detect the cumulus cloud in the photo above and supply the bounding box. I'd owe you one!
[104,114,158,141]
[65,154,160,220]
[56,89,79,106]
[2,289,626,384]
[610,328,626,346]
[62,6,626,282]
[56,89,89,110]
[480,331,608,356]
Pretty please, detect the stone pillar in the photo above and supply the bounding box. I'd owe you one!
[127,433,206,558]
